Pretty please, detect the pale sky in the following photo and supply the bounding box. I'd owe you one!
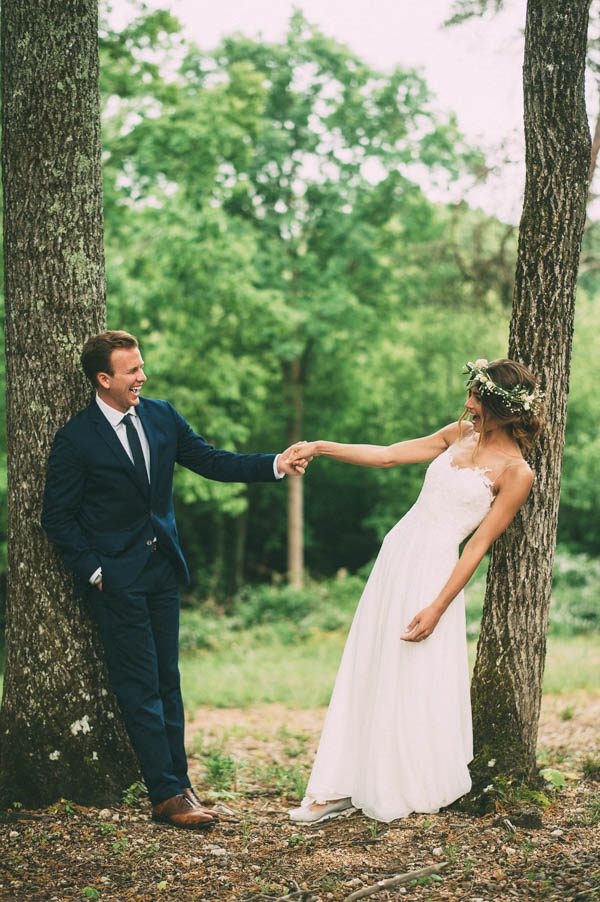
[111,0,597,224]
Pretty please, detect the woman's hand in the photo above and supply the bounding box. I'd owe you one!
[287,441,320,464]
[401,603,443,642]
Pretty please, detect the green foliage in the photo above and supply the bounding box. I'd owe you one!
[251,762,307,800]
[121,780,147,805]
[203,751,237,792]
[582,756,600,781]
[232,574,364,631]
[1,2,600,631]
[540,768,566,789]
[549,549,600,635]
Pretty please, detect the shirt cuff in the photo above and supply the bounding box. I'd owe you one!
[273,454,285,480]
[89,567,103,585]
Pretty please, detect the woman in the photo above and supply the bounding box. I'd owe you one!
[287,358,545,824]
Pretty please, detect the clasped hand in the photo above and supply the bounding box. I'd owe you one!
[277,441,314,476]
[401,603,443,642]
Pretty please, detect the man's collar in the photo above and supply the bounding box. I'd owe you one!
[95,393,137,426]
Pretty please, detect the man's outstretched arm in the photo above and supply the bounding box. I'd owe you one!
[171,404,308,481]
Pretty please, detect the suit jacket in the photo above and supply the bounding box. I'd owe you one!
[41,396,277,594]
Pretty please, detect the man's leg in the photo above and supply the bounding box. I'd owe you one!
[90,569,182,805]
[145,550,190,792]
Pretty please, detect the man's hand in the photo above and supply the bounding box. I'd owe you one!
[277,442,312,476]
[96,580,103,592]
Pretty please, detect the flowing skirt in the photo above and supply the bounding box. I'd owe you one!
[302,506,473,822]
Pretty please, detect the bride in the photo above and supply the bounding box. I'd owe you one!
[287,358,545,824]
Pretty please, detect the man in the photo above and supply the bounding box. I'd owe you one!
[41,330,307,830]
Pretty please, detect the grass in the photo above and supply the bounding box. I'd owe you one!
[0,630,596,709]
[180,627,345,709]
[179,629,600,710]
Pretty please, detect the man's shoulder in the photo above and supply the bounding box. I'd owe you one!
[139,397,179,422]
[139,397,173,412]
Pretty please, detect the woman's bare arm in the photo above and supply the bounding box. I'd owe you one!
[402,463,534,641]
[290,421,467,469]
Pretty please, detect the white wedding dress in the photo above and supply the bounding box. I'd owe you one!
[301,441,495,822]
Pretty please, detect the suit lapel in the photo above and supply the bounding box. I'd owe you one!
[88,399,150,500]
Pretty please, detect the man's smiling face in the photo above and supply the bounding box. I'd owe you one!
[97,346,147,413]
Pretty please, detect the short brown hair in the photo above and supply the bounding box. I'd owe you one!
[81,330,138,388]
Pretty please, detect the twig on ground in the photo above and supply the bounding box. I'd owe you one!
[343,862,449,901]
[243,892,317,902]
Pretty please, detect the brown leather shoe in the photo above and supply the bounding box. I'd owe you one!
[182,787,219,820]
[152,793,216,830]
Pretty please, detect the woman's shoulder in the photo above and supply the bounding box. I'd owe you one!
[441,419,474,447]
[496,455,534,494]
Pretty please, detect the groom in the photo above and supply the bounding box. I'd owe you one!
[41,330,307,829]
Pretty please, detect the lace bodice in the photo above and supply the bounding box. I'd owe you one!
[412,445,494,544]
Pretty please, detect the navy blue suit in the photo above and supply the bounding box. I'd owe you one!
[42,396,277,803]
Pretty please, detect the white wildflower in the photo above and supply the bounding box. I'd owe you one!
[487,758,496,767]
[92,751,98,761]
[49,750,61,761]
[474,358,489,368]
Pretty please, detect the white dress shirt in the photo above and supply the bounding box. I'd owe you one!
[96,394,151,477]
[89,394,284,584]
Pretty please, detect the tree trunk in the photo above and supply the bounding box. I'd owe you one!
[287,357,304,588]
[469,0,591,797]
[0,0,138,805]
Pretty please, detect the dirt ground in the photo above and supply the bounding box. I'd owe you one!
[1,691,598,901]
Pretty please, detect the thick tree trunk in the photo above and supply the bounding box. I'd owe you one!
[287,357,304,589]
[469,0,591,796]
[0,0,138,805]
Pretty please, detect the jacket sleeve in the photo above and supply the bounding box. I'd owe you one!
[170,404,277,483]
[41,430,101,583]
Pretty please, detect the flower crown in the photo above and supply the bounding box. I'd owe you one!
[463,358,544,415]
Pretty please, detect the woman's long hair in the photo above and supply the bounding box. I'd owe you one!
[459,358,545,452]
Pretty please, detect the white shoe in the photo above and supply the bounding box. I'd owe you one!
[288,798,354,824]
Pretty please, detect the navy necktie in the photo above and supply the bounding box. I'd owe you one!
[122,413,149,490]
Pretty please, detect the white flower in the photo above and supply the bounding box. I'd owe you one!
[474,358,489,368]
[523,402,530,410]
[483,783,494,792]
[49,750,61,761]
[487,758,496,767]
[92,751,98,761]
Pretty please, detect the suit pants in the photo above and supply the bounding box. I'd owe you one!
[89,548,190,805]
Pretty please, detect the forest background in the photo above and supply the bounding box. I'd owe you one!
[0,1,599,681]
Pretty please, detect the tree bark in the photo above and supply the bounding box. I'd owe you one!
[287,357,304,588]
[469,0,591,796]
[0,0,138,805]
